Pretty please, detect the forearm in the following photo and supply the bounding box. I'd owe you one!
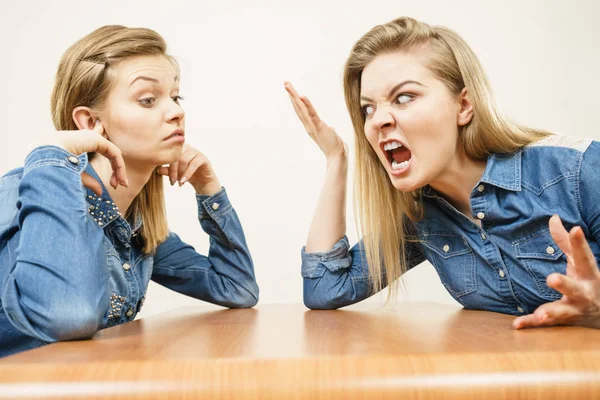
[305,154,348,253]
[2,147,108,341]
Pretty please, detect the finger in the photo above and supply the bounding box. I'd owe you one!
[284,82,315,130]
[513,301,559,329]
[569,226,600,280]
[513,313,543,330]
[81,172,102,196]
[300,96,322,124]
[547,273,586,302]
[179,155,205,186]
[287,92,313,130]
[549,214,572,258]
[177,148,195,184]
[168,162,179,186]
[542,301,582,325]
[94,137,128,187]
[92,119,104,136]
[156,166,170,176]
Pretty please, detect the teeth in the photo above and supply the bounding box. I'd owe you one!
[384,141,403,151]
[391,159,410,170]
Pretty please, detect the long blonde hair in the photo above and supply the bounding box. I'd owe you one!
[343,17,551,299]
[51,25,175,253]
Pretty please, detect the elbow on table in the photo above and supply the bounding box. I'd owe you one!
[227,285,259,309]
[37,303,104,342]
[303,287,340,310]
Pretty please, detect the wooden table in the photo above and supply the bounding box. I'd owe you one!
[1,302,599,399]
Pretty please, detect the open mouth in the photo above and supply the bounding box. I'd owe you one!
[383,141,412,172]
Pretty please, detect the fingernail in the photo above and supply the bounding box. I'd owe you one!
[170,178,176,186]
[180,177,187,186]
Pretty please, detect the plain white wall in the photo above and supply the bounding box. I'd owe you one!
[1,0,599,318]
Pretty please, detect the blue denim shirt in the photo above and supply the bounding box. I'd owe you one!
[302,135,600,315]
[0,146,258,358]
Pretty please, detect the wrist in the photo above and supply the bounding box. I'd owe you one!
[326,152,348,169]
[193,179,222,196]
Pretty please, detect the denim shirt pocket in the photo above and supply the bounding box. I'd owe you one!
[420,233,477,298]
[513,228,565,301]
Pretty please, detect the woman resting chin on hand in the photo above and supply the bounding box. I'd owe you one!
[0,25,259,358]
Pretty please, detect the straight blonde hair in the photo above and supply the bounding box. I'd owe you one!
[343,17,551,299]
[51,25,175,253]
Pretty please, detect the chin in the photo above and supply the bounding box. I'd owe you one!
[388,173,423,193]
[159,148,184,165]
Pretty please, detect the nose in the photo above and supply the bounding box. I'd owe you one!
[371,106,395,133]
[166,100,185,123]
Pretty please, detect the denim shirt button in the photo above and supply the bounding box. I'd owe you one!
[211,202,220,211]
[125,309,134,317]
[517,306,525,313]
[67,156,79,165]
[477,212,485,220]
[122,263,131,271]
[442,244,450,253]
[546,246,555,255]
[499,269,505,278]
[481,232,487,240]
[477,184,485,193]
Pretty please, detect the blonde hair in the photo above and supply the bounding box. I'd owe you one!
[51,25,175,253]
[343,16,551,299]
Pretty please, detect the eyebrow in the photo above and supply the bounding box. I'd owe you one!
[129,75,179,87]
[360,80,426,103]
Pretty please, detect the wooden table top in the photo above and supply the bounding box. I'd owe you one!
[1,302,599,399]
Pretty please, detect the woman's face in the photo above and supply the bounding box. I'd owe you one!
[360,51,468,192]
[98,54,185,167]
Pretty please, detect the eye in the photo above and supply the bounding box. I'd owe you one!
[361,104,375,117]
[139,97,156,107]
[395,93,415,105]
[172,95,184,104]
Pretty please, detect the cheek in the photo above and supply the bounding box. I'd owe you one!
[401,102,457,149]
[107,107,155,141]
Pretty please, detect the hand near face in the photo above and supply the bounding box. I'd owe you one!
[157,144,221,196]
[35,119,128,196]
[284,81,347,161]
[513,215,600,330]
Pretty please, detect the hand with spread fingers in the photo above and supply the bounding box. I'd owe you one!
[284,81,347,161]
[513,215,600,329]
[157,144,221,196]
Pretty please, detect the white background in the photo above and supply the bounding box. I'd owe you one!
[0,0,598,318]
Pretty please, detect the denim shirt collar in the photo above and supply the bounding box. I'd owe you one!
[83,164,142,232]
[479,151,522,192]
[422,151,522,199]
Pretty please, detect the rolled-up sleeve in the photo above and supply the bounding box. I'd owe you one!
[151,188,259,308]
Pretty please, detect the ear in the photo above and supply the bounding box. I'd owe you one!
[72,106,99,131]
[457,87,474,127]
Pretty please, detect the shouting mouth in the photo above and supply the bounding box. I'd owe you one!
[383,140,412,174]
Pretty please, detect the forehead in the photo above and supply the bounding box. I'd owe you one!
[360,51,433,97]
[110,54,178,86]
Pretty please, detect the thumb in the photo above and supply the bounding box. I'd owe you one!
[81,172,102,196]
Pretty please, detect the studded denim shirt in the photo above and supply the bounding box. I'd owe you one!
[0,146,259,358]
[301,135,600,314]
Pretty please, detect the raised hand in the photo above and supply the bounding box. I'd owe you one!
[284,81,347,161]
